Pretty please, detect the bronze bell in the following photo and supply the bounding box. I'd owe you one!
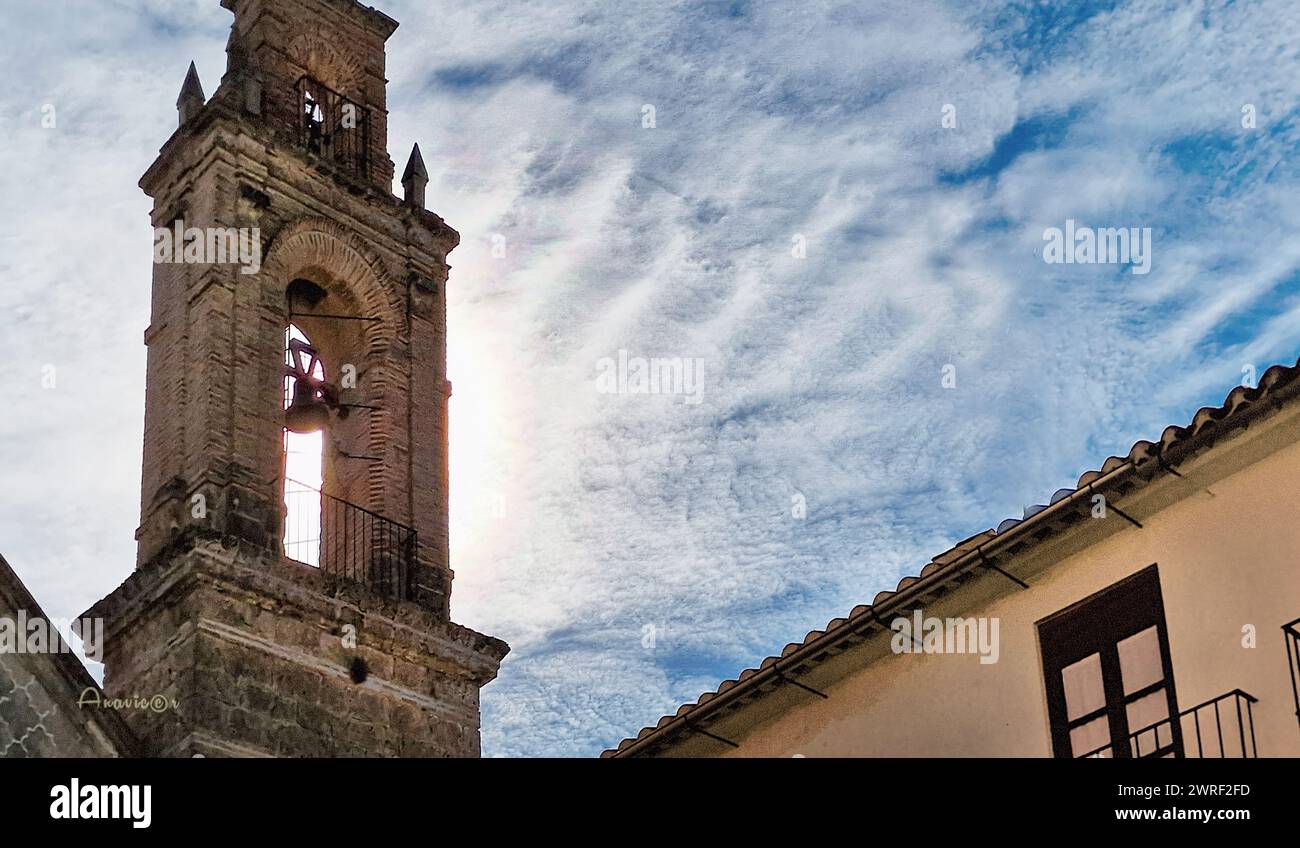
[285,379,330,434]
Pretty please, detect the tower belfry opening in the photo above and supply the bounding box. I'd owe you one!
[297,76,371,178]
[83,0,508,759]
[283,323,325,567]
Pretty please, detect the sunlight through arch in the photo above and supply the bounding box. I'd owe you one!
[284,323,324,566]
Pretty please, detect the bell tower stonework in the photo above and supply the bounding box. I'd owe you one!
[83,0,509,758]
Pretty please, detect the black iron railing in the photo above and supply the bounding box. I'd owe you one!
[284,479,416,602]
[1285,618,1300,734]
[1078,690,1259,758]
[296,76,370,179]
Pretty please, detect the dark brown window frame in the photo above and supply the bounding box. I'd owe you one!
[1037,564,1182,758]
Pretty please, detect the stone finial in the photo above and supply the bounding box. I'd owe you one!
[402,144,428,209]
[177,62,206,127]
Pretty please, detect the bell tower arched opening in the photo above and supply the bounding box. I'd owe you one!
[283,322,325,566]
[280,276,395,587]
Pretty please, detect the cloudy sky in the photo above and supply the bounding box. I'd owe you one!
[2,0,1299,757]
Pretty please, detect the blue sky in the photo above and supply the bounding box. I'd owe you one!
[2,0,1299,757]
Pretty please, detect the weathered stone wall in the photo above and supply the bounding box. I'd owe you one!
[87,540,506,758]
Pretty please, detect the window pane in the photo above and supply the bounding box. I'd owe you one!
[1126,689,1172,756]
[1070,716,1112,757]
[1062,653,1105,720]
[1118,625,1164,694]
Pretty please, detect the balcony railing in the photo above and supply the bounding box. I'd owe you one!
[296,76,371,179]
[1285,618,1300,734]
[284,479,417,602]
[1078,690,1259,758]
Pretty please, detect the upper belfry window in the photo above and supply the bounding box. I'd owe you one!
[296,76,371,179]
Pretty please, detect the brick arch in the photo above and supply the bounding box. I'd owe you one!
[261,218,406,517]
[261,217,403,351]
[285,26,366,97]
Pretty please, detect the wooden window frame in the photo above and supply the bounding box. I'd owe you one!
[1037,565,1181,758]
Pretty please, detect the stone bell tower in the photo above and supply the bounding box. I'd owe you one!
[84,0,509,757]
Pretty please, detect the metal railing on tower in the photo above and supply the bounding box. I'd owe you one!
[296,76,371,180]
[284,478,416,602]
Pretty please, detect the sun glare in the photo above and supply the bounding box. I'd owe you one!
[284,324,324,566]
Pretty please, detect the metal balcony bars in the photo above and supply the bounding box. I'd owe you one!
[296,76,371,179]
[284,478,417,602]
[1284,618,1300,734]
[1077,689,1259,758]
